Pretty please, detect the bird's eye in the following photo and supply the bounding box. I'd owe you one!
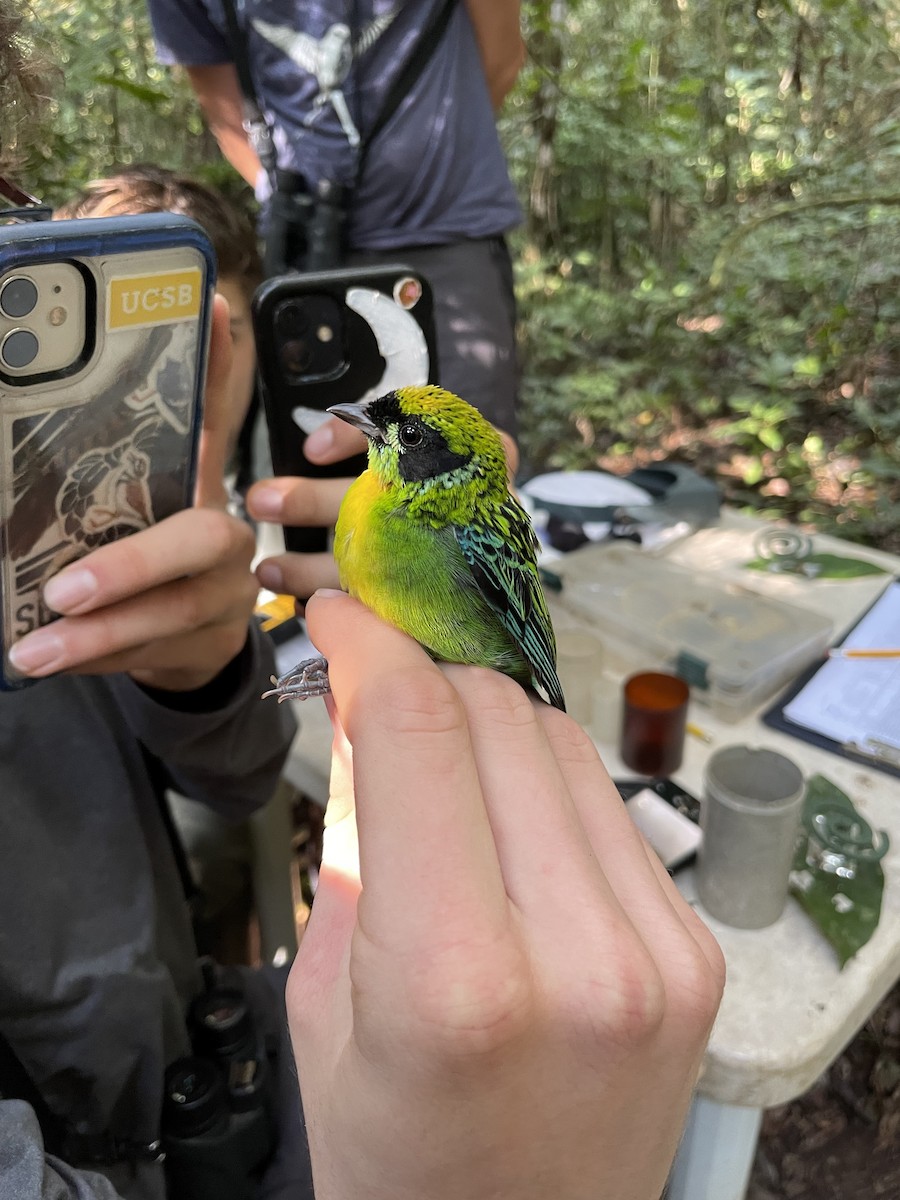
[398,423,423,448]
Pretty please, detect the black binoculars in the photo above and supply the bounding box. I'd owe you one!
[263,168,347,278]
[161,984,276,1200]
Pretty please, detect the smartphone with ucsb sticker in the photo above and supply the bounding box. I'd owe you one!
[0,213,215,688]
[253,264,439,553]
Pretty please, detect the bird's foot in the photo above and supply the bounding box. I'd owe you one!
[261,655,331,702]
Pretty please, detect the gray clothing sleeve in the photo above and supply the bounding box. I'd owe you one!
[0,1102,121,1200]
[106,623,298,823]
[0,626,300,1200]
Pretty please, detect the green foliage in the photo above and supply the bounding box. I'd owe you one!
[745,553,888,577]
[504,0,900,549]
[791,775,887,969]
[16,0,233,204]
[10,0,900,548]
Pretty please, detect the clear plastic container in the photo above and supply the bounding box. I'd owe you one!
[550,542,833,722]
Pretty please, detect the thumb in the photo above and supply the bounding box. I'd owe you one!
[195,294,234,509]
[320,695,361,883]
[292,698,360,987]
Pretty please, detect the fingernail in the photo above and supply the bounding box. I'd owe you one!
[8,630,66,675]
[304,424,334,459]
[311,588,345,600]
[43,568,98,613]
[249,487,284,519]
[256,561,284,593]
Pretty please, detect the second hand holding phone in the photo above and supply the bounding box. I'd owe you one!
[252,264,439,554]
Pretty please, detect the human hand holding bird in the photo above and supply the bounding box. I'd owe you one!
[261,385,565,711]
[286,588,724,1200]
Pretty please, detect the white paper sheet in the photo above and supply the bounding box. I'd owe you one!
[783,582,900,758]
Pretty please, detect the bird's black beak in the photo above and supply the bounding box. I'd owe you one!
[327,401,384,442]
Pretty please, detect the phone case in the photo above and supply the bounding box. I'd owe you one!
[0,214,215,688]
[252,264,438,553]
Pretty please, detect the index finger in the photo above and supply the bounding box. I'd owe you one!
[304,591,510,947]
[246,474,351,528]
[303,414,368,464]
[40,506,253,615]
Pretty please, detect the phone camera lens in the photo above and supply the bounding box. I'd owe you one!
[0,276,38,319]
[280,338,313,375]
[275,300,310,337]
[1,328,39,369]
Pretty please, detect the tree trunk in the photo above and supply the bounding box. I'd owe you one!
[526,0,566,255]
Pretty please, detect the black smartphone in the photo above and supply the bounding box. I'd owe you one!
[252,264,439,553]
[614,777,703,872]
[0,214,214,688]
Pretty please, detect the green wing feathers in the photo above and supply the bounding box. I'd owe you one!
[455,499,566,711]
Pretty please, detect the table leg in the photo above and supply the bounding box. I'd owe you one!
[667,1094,763,1200]
[249,778,300,965]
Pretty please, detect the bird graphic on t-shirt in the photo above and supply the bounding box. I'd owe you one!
[252,11,397,147]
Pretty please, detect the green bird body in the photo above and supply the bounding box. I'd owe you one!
[265,386,565,710]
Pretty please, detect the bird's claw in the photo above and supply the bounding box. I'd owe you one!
[261,655,331,702]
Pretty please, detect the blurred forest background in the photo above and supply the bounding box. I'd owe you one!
[9,0,900,548]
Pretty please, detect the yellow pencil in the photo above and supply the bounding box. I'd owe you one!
[686,722,713,742]
[828,648,900,659]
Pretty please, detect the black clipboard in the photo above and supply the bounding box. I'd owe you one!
[761,580,900,780]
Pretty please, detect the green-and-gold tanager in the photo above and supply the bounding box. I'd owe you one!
[264,385,565,711]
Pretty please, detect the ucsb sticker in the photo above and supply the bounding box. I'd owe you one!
[108,268,202,330]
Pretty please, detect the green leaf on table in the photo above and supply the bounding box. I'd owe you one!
[745,553,888,578]
[789,775,887,969]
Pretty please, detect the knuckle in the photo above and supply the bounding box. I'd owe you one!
[173,576,212,631]
[94,530,149,591]
[540,706,600,764]
[363,665,466,740]
[675,937,727,1027]
[279,552,340,599]
[448,666,537,731]
[668,910,727,1021]
[394,936,535,1061]
[231,568,261,612]
[279,479,316,524]
[174,556,256,634]
[563,936,667,1058]
[604,958,667,1047]
[281,478,342,527]
[199,507,255,564]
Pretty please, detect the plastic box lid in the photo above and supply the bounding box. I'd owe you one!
[550,542,833,721]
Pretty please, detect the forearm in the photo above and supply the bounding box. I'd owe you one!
[110,623,297,820]
[464,0,525,109]
[185,63,262,187]
[208,120,262,189]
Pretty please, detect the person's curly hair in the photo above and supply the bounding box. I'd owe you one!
[56,165,263,301]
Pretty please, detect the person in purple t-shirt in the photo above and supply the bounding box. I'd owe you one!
[147,0,525,438]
